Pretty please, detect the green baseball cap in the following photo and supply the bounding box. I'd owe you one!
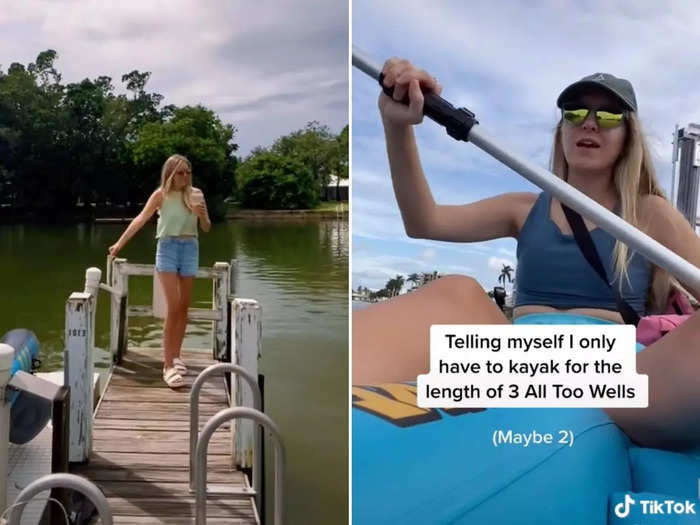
[556,72,637,112]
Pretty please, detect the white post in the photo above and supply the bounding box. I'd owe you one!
[84,267,101,359]
[213,262,230,361]
[84,267,101,297]
[65,292,94,463]
[0,344,14,512]
[231,298,262,469]
[109,258,128,363]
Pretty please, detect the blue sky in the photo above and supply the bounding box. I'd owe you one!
[352,0,700,294]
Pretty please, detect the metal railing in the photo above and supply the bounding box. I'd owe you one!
[194,407,285,525]
[105,256,232,363]
[67,257,238,463]
[6,473,113,525]
[189,363,262,510]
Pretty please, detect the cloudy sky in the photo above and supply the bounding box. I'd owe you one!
[0,0,348,156]
[352,0,700,293]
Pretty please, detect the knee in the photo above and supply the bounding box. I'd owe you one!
[166,301,187,318]
[428,275,484,296]
[178,298,191,317]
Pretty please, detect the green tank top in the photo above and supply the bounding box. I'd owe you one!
[156,191,198,238]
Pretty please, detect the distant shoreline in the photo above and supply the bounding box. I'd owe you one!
[226,208,348,220]
[1,204,348,224]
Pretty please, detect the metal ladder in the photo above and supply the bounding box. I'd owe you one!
[190,363,285,525]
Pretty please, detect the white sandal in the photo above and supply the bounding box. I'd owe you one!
[163,367,185,388]
[173,357,188,375]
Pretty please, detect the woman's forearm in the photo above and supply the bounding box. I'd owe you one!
[384,121,437,238]
[116,215,146,248]
[200,215,211,232]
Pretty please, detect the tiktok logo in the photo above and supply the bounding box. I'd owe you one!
[615,494,635,518]
[613,493,696,519]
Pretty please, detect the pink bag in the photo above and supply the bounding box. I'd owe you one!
[636,290,695,345]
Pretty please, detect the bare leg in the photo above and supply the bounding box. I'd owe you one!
[174,276,195,358]
[352,275,508,384]
[605,309,700,450]
[158,271,181,369]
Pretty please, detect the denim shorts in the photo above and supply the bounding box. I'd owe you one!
[155,237,199,276]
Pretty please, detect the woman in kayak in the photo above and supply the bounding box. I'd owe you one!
[353,58,700,449]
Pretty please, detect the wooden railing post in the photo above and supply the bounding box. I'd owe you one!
[109,258,128,364]
[84,267,101,358]
[65,292,93,463]
[231,298,262,469]
[212,262,230,361]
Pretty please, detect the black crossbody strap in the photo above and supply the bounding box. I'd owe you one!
[561,203,641,326]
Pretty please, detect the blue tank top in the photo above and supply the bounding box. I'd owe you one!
[514,192,652,315]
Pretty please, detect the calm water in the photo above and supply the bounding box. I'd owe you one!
[0,218,348,524]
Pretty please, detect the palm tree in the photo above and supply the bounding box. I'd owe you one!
[407,273,420,289]
[498,264,514,286]
[419,270,441,286]
[394,274,405,296]
[384,278,397,297]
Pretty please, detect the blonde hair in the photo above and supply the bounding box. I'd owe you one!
[159,154,194,212]
[551,112,674,313]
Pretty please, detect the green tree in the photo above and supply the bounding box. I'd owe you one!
[0,52,68,212]
[121,70,164,136]
[131,105,238,220]
[236,152,319,209]
[272,121,335,191]
[0,50,240,220]
[329,124,348,200]
[384,274,405,297]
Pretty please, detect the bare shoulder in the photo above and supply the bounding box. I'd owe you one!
[638,193,696,245]
[638,194,685,230]
[145,188,164,209]
[506,192,539,234]
[639,193,673,214]
[506,191,538,208]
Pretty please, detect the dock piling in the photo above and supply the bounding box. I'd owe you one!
[65,292,94,463]
[232,299,262,470]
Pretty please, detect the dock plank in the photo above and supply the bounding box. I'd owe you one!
[93,419,231,431]
[103,386,227,403]
[71,347,257,524]
[113,519,251,524]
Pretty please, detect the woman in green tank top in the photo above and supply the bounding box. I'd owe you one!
[108,154,211,388]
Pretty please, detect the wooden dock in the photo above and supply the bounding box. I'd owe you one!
[71,346,259,524]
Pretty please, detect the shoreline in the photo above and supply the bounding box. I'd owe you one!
[0,206,348,224]
[226,208,348,220]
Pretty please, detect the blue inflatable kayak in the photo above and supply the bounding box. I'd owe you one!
[352,383,700,524]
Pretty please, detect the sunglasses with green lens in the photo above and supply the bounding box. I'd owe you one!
[562,107,626,129]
